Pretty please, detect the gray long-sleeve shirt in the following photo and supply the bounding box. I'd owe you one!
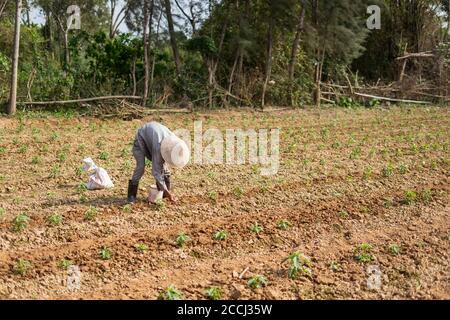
[134,122,173,191]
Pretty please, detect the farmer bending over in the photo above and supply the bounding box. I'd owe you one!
[128,121,190,204]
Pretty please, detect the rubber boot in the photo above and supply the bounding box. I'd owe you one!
[127,180,139,204]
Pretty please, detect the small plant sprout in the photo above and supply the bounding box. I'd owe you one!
[84,206,97,221]
[247,274,268,289]
[384,197,394,208]
[420,189,432,204]
[208,191,218,202]
[277,220,291,230]
[121,147,130,157]
[58,259,73,270]
[214,230,227,241]
[134,243,149,253]
[250,222,263,234]
[363,167,373,179]
[176,232,190,247]
[0,207,5,219]
[354,243,374,263]
[50,165,61,178]
[31,156,42,164]
[13,259,31,276]
[47,213,62,226]
[77,182,88,193]
[12,212,29,232]
[382,163,394,177]
[158,285,182,300]
[338,210,349,218]
[330,261,341,272]
[99,151,109,161]
[284,251,312,279]
[206,286,222,300]
[57,150,67,163]
[388,244,401,256]
[154,199,165,211]
[402,190,417,205]
[99,246,111,260]
[233,186,244,198]
[79,193,88,203]
[398,164,408,174]
[122,204,132,213]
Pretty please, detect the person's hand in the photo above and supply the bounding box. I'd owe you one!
[164,190,177,203]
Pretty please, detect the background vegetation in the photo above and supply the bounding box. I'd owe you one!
[0,0,449,112]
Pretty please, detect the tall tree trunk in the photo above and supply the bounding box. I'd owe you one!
[142,0,150,106]
[288,2,306,81]
[63,30,70,66]
[313,48,325,108]
[0,1,8,20]
[150,10,163,101]
[109,0,128,39]
[226,47,240,106]
[288,2,306,106]
[8,0,22,115]
[163,0,181,75]
[261,16,274,109]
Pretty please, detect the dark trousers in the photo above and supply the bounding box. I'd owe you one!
[131,140,170,190]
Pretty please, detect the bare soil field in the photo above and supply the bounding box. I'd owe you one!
[0,106,448,300]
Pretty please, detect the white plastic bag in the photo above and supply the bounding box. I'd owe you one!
[82,157,114,190]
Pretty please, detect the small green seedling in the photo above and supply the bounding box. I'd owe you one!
[13,259,31,276]
[176,232,190,247]
[206,286,221,300]
[250,222,263,234]
[158,285,182,300]
[18,145,28,154]
[0,208,5,219]
[12,212,29,232]
[208,191,218,202]
[382,163,394,177]
[31,156,42,164]
[50,165,61,178]
[77,182,88,193]
[134,243,149,253]
[47,213,62,226]
[330,261,341,272]
[99,151,109,161]
[398,164,408,174]
[384,197,394,208]
[99,246,111,260]
[388,244,401,256]
[402,191,417,205]
[420,189,432,204]
[277,220,291,230]
[247,275,268,289]
[154,199,165,211]
[338,210,349,218]
[354,243,374,263]
[122,204,132,213]
[57,151,67,163]
[84,206,97,221]
[79,193,88,203]
[121,147,130,157]
[284,251,312,279]
[233,186,244,198]
[214,230,227,241]
[58,259,73,270]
